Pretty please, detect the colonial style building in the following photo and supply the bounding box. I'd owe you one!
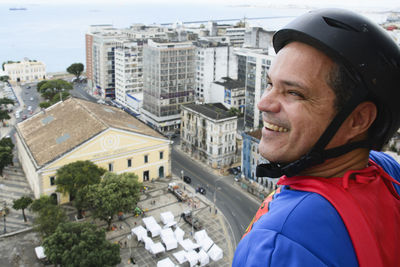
[4,58,46,82]
[15,97,171,204]
[180,103,237,168]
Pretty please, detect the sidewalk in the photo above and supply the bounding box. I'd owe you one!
[96,176,233,266]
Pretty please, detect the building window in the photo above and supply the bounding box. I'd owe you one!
[50,176,55,186]
[108,163,113,172]
[144,155,148,163]
[127,159,132,167]
[160,151,164,159]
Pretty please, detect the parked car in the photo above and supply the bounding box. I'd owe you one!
[183,176,191,184]
[196,186,206,195]
[228,167,238,175]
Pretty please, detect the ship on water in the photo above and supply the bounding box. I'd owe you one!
[9,7,27,11]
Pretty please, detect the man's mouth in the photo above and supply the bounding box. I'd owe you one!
[264,121,289,132]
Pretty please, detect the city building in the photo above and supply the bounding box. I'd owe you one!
[4,58,46,82]
[141,39,196,133]
[15,97,171,204]
[194,40,237,103]
[211,77,245,113]
[225,27,246,47]
[241,129,277,190]
[114,39,144,114]
[86,25,125,99]
[244,27,274,49]
[180,103,238,168]
[234,48,275,131]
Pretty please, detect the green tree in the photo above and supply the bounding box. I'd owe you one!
[85,172,142,230]
[55,160,106,218]
[66,63,84,80]
[0,76,9,82]
[43,222,120,267]
[0,137,14,176]
[30,195,66,237]
[228,107,240,117]
[0,97,14,106]
[30,195,56,212]
[12,195,33,222]
[39,102,51,109]
[37,79,73,100]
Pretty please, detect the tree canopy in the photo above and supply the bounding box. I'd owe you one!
[0,75,9,82]
[55,160,106,218]
[43,222,120,267]
[67,63,84,80]
[84,172,142,230]
[12,195,33,222]
[36,79,73,101]
[0,137,14,176]
[30,195,66,237]
[55,160,106,200]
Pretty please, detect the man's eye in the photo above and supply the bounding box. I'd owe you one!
[288,91,304,98]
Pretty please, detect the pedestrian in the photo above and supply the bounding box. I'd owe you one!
[233,8,400,267]
[209,206,211,213]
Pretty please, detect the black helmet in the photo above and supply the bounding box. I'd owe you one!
[257,8,400,178]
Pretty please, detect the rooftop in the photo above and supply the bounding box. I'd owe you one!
[182,103,236,121]
[214,77,245,89]
[17,97,165,168]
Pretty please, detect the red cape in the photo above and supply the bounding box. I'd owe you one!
[278,160,400,267]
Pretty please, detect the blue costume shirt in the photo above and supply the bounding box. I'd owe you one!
[232,151,400,267]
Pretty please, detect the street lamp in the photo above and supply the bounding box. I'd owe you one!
[1,202,9,234]
[126,234,132,263]
[213,177,224,214]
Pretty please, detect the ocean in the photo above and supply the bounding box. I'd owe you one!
[0,3,390,73]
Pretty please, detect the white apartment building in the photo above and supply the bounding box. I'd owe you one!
[244,27,274,49]
[4,58,46,82]
[226,27,246,47]
[211,77,245,113]
[141,39,196,133]
[86,25,126,99]
[86,24,168,100]
[194,40,237,103]
[114,39,144,113]
[234,47,275,131]
[181,103,238,168]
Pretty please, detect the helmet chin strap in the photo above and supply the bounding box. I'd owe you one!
[256,85,369,178]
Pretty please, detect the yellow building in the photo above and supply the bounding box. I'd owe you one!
[4,58,46,82]
[15,97,171,204]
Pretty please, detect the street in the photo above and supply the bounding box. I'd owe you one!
[171,141,259,247]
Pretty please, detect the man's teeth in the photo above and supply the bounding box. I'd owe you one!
[264,122,288,132]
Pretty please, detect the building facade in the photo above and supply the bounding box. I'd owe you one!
[15,97,171,204]
[241,129,277,190]
[234,48,274,131]
[180,103,238,168]
[194,40,237,103]
[4,58,46,82]
[114,39,144,112]
[211,77,245,113]
[141,39,196,133]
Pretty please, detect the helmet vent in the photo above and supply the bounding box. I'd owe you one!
[323,16,359,32]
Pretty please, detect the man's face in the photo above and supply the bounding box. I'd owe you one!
[258,42,337,163]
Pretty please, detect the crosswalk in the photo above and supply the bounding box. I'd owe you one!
[0,163,34,234]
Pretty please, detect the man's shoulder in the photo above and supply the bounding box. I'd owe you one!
[234,187,357,266]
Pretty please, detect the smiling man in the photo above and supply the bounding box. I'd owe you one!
[232,8,400,267]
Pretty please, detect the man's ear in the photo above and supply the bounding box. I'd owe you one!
[347,101,377,140]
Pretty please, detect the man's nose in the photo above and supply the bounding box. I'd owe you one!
[257,89,281,113]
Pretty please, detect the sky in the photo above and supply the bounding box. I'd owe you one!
[1,0,398,10]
